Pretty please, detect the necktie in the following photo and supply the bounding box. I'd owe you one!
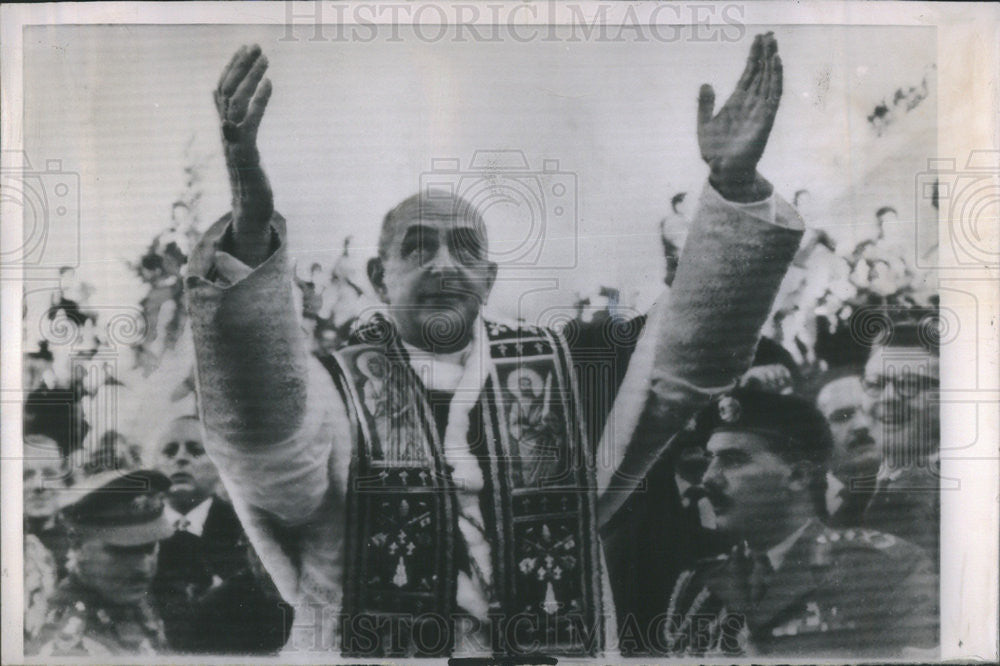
[174,517,191,533]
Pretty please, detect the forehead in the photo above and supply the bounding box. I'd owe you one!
[391,212,483,239]
[387,195,485,242]
[817,376,864,411]
[707,430,782,461]
[158,419,202,446]
[24,438,63,468]
[865,345,939,377]
[24,453,63,471]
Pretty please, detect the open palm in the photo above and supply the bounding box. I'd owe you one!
[698,33,783,181]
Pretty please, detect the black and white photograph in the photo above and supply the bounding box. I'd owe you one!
[2,2,997,663]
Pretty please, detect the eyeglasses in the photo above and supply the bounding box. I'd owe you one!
[160,441,205,458]
[861,372,939,399]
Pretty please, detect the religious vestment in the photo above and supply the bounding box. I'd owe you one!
[185,181,803,656]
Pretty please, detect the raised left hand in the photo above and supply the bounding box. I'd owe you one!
[697,32,782,201]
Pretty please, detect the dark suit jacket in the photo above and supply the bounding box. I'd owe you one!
[153,496,290,654]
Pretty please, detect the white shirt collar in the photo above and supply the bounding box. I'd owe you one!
[825,472,845,515]
[164,496,214,537]
[399,316,481,392]
[767,518,814,572]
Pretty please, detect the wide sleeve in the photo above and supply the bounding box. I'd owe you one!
[185,214,351,525]
[597,181,804,525]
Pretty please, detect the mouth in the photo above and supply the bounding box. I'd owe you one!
[170,472,194,486]
[25,496,53,512]
[707,492,732,514]
[848,435,876,452]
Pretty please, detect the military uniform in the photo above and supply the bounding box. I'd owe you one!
[663,520,938,658]
[25,469,174,657]
[27,576,168,657]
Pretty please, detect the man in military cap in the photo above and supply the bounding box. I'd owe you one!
[26,469,174,657]
[663,388,938,658]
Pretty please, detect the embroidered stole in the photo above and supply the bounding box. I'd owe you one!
[329,321,603,656]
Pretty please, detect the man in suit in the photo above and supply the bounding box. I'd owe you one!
[664,389,938,657]
[814,369,878,526]
[151,415,289,653]
[860,317,941,563]
[186,33,803,656]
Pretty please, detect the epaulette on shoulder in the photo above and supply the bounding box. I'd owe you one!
[819,526,918,558]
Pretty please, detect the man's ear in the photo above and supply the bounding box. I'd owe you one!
[367,257,388,301]
[483,260,499,297]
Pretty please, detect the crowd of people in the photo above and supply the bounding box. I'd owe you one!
[21,34,942,658]
[21,193,942,659]
[23,419,292,656]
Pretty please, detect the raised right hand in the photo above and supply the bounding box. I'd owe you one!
[214,45,275,266]
[215,44,271,164]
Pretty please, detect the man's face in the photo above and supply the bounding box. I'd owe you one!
[702,431,795,543]
[366,355,387,379]
[817,376,879,480]
[863,345,940,463]
[155,419,218,508]
[23,447,69,520]
[76,538,159,605]
[375,209,496,352]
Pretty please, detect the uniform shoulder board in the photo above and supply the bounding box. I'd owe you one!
[821,526,896,548]
[825,526,927,564]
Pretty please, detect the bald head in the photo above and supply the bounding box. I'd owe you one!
[378,189,488,260]
[368,188,497,353]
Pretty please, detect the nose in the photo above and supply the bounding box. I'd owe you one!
[701,459,725,491]
[427,244,459,274]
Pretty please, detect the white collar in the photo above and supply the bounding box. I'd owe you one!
[396,318,490,492]
[767,519,814,572]
[400,340,472,392]
[825,472,845,515]
[164,496,214,537]
[399,318,480,392]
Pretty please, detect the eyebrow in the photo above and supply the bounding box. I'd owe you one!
[708,446,751,460]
